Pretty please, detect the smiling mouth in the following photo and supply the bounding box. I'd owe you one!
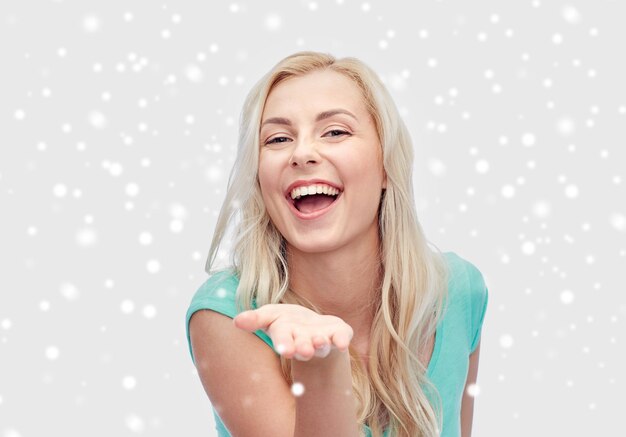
[293,192,339,213]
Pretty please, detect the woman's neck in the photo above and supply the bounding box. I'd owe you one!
[286,235,383,344]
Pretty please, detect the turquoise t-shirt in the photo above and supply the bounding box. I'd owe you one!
[186,251,488,437]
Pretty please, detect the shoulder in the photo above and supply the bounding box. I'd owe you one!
[441,251,489,352]
[185,269,275,362]
[187,269,240,318]
[442,251,488,301]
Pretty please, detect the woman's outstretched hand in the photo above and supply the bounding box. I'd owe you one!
[233,304,354,361]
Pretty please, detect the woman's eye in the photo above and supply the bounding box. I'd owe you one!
[265,136,291,145]
[325,129,350,137]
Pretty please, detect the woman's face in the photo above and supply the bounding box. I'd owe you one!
[258,69,386,256]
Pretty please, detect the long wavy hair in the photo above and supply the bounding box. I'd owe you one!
[206,51,449,437]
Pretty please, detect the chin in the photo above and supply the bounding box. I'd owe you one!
[284,234,342,255]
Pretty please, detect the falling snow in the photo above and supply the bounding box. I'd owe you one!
[1,2,623,436]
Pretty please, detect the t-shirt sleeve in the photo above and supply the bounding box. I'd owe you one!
[185,270,274,364]
[465,261,489,354]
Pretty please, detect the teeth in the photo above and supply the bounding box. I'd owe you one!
[290,184,340,199]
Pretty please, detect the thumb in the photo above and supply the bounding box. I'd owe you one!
[233,310,264,332]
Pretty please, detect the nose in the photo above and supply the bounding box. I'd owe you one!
[288,138,320,168]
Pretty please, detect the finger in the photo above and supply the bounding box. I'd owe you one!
[293,339,315,361]
[233,306,278,332]
[312,335,329,349]
[272,331,296,357]
[232,310,262,332]
[330,330,353,352]
[313,342,332,358]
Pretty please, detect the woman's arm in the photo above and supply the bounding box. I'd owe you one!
[234,305,360,437]
[290,349,360,437]
[460,340,481,437]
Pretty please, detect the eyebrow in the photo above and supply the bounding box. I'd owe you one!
[260,109,358,128]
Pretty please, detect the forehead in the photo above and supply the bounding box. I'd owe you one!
[262,70,366,117]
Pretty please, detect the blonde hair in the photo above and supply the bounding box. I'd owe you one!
[206,51,449,437]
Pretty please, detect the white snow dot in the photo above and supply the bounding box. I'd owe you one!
[82,15,101,33]
[123,12,134,22]
[88,111,107,129]
[216,288,227,298]
[564,184,579,198]
[14,109,25,120]
[428,158,446,177]
[3,429,21,437]
[475,159,489,174]
[57,47,67,57]
[501,184,516,198]
[169,220,184,233]
[60,282,80,301]
[75,228,98,247]
[138,232,153,245]
[146,259,161,273]
[1,319,12,330]
[466,383,481,397]
[122,375,137,390]
[125,183,139,197]
[45,346,60,360]
[53,183,68,197]
[40,300,51,311]
[171,13,182,23]
[521,241,535,255]
[556,117,575,136]
[609,213,626,232]
[161,29,171,39]
[291,382,305,396]
[552,33,563,45]
[142,305,157,319]
[427,58,438,68]
[419,29,429,39]
[562,6,581,24]
[560,290,575,304]
[169,203,188,220]
[521,133,536,147]
[265,13,282,31]
[499,334,514,349]
[531,201,550,218]
[121,299,135,314]
[185,64,203,83]
[125,414,145,433]
[103,161,123,177]
[209,43,219,53]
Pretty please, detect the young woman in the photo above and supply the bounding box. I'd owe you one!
[186,51,489,437]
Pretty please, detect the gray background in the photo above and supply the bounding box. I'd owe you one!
[1,0,624,436]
